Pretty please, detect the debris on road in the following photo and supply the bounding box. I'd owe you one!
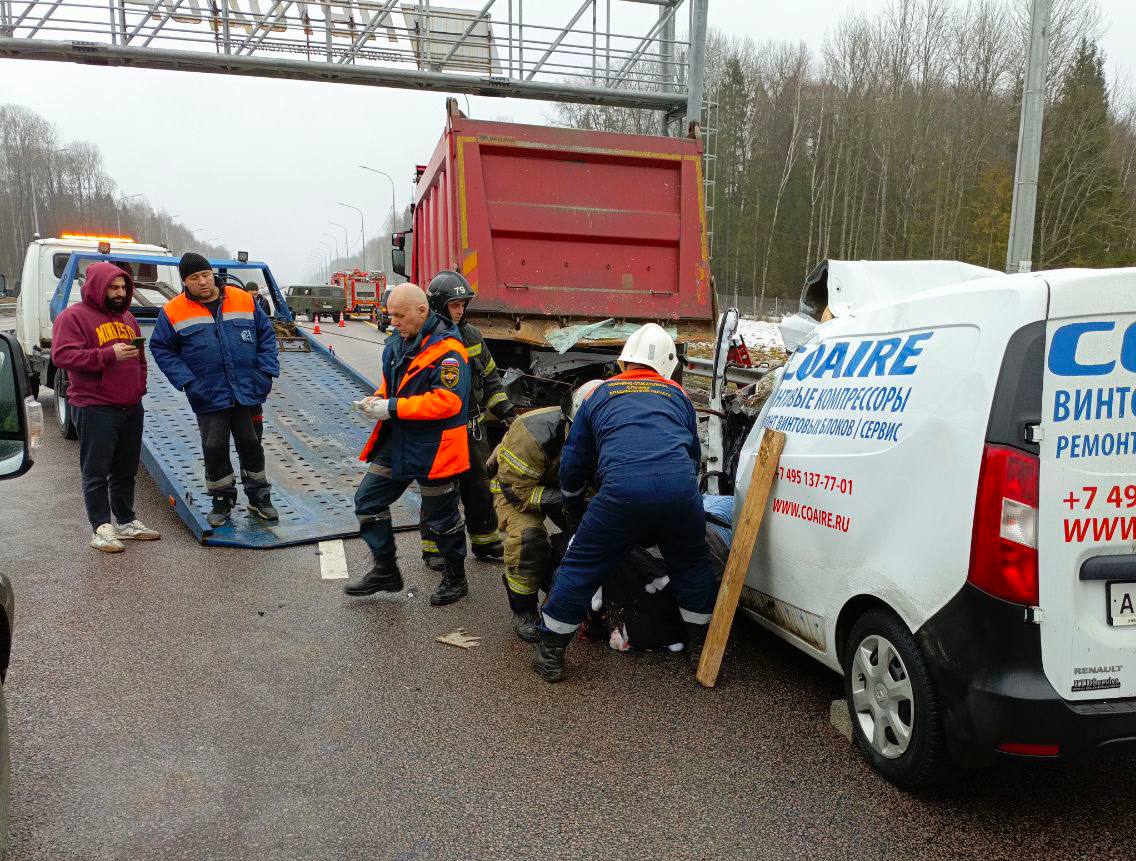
[436,628,482,650]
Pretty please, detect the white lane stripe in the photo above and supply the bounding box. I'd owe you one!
[318,540,349,580]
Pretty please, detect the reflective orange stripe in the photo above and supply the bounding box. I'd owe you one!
[428,425,470,479]
[396,337,469,395]
[396,387,462,420]
[163,287,254,325]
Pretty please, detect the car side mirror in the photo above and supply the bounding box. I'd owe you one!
[0,332,42,480]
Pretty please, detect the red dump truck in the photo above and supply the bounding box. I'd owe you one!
[392,100,715,405]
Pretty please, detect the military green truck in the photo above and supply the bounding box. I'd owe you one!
[284,285,345,322]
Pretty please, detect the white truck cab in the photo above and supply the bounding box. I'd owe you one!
[13,234,179,437]
[736,260,1136,788]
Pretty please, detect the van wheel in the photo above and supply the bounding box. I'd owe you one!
[843,608,949,790]
[307,311,316,322]
[54,369,77,440]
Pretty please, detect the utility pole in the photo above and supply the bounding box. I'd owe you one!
[322,232,342,269]
[1006,0,1052,274]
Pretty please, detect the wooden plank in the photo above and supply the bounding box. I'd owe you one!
[697,429,786,688]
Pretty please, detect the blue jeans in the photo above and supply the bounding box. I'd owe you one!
[542,471,717,632]
[355,449,466,565]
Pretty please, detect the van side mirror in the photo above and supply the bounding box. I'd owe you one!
[0,332,42,480]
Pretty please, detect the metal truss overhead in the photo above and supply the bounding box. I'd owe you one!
[0,0,708,115]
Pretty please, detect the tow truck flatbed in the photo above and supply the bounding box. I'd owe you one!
[50,252,419,548]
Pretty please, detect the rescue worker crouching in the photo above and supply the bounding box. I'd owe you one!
[488,379,603,643]
[150,252,280,527]
[344,283,473,606]
[420,270,516,570]
[533,324,719,683]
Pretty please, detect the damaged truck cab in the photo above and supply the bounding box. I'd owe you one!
[736,260,1136,788]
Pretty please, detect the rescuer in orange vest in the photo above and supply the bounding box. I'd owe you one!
[343,283,474,606]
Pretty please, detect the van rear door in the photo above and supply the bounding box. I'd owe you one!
[1039,270,1136,701]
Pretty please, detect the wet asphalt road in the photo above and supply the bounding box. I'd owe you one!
[3,325,1136,860]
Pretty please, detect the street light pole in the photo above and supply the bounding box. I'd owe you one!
[330,221,350,268]
[338,203,367,271]
[117,193,144,234]
[322,232,342,269]
[359,165,399,276]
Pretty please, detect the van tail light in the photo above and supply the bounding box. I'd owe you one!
[968,444,1039,606]
[997,742,1059,757]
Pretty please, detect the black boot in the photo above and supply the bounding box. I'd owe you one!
[473,540,504,562]
[512,607,541,643]
[685,621,709,668]
[343,559,404,596]
[532,629,575,683]
[423,555,446,573]
[503,580,541,643]
[248,491,279,523]
[430,558,468,606]
[207,495,234,527]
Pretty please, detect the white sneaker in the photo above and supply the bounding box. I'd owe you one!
[90,524,126,553]
[114,520,161,541]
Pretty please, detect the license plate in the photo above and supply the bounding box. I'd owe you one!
[1108,582,1136,626]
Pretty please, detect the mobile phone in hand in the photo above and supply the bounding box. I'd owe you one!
[131,337,146,349]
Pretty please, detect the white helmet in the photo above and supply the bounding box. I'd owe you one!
[618,322,678,379]
[569,379,604,422]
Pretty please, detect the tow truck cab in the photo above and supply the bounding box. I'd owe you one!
[737,261,1136,788]
[14,234,176,399]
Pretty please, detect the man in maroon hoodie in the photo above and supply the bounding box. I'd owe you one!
[51,261,161,552]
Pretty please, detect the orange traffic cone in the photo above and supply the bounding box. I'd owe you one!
[313,314,321,335]
[338,312,346,328]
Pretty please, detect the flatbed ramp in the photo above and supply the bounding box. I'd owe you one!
[139,328,419,548]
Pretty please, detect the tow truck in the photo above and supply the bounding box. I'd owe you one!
[9,233,418,548]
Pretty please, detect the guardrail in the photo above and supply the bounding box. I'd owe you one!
[683,356,769,385]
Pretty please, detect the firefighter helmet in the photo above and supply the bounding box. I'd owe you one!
[426,270,474,321]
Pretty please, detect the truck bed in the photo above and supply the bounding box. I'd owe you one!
[139,325,418,548]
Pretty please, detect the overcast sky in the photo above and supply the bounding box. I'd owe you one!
[1,0,1133,283]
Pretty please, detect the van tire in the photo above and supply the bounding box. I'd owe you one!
[54,369,77,440]
[842,608,950,790]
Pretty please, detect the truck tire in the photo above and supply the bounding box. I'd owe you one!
[842,607,950,790]
[54,369,78,440]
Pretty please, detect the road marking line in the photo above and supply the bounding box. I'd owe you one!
[318,540,349,579]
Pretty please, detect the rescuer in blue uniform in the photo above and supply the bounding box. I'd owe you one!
[533,323,718,683]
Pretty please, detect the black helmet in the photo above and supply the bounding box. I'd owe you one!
[427,270,474,321]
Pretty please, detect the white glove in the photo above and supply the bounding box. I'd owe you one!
[591,587,603,612]
[354,397,392,421]
[645,574,670,594]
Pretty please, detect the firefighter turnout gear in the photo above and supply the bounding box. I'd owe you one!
[537,368,718,680]
[350,310,472,602]
[420,275,515,564]
[489,405,571,638]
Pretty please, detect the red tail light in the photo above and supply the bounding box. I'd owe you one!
[968,444,1039,606]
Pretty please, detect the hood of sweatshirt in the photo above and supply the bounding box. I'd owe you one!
[81,261,135,312]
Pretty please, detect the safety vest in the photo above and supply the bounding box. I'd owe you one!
[359,313,472,481]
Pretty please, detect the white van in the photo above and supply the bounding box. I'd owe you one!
[735,260,1136,788]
